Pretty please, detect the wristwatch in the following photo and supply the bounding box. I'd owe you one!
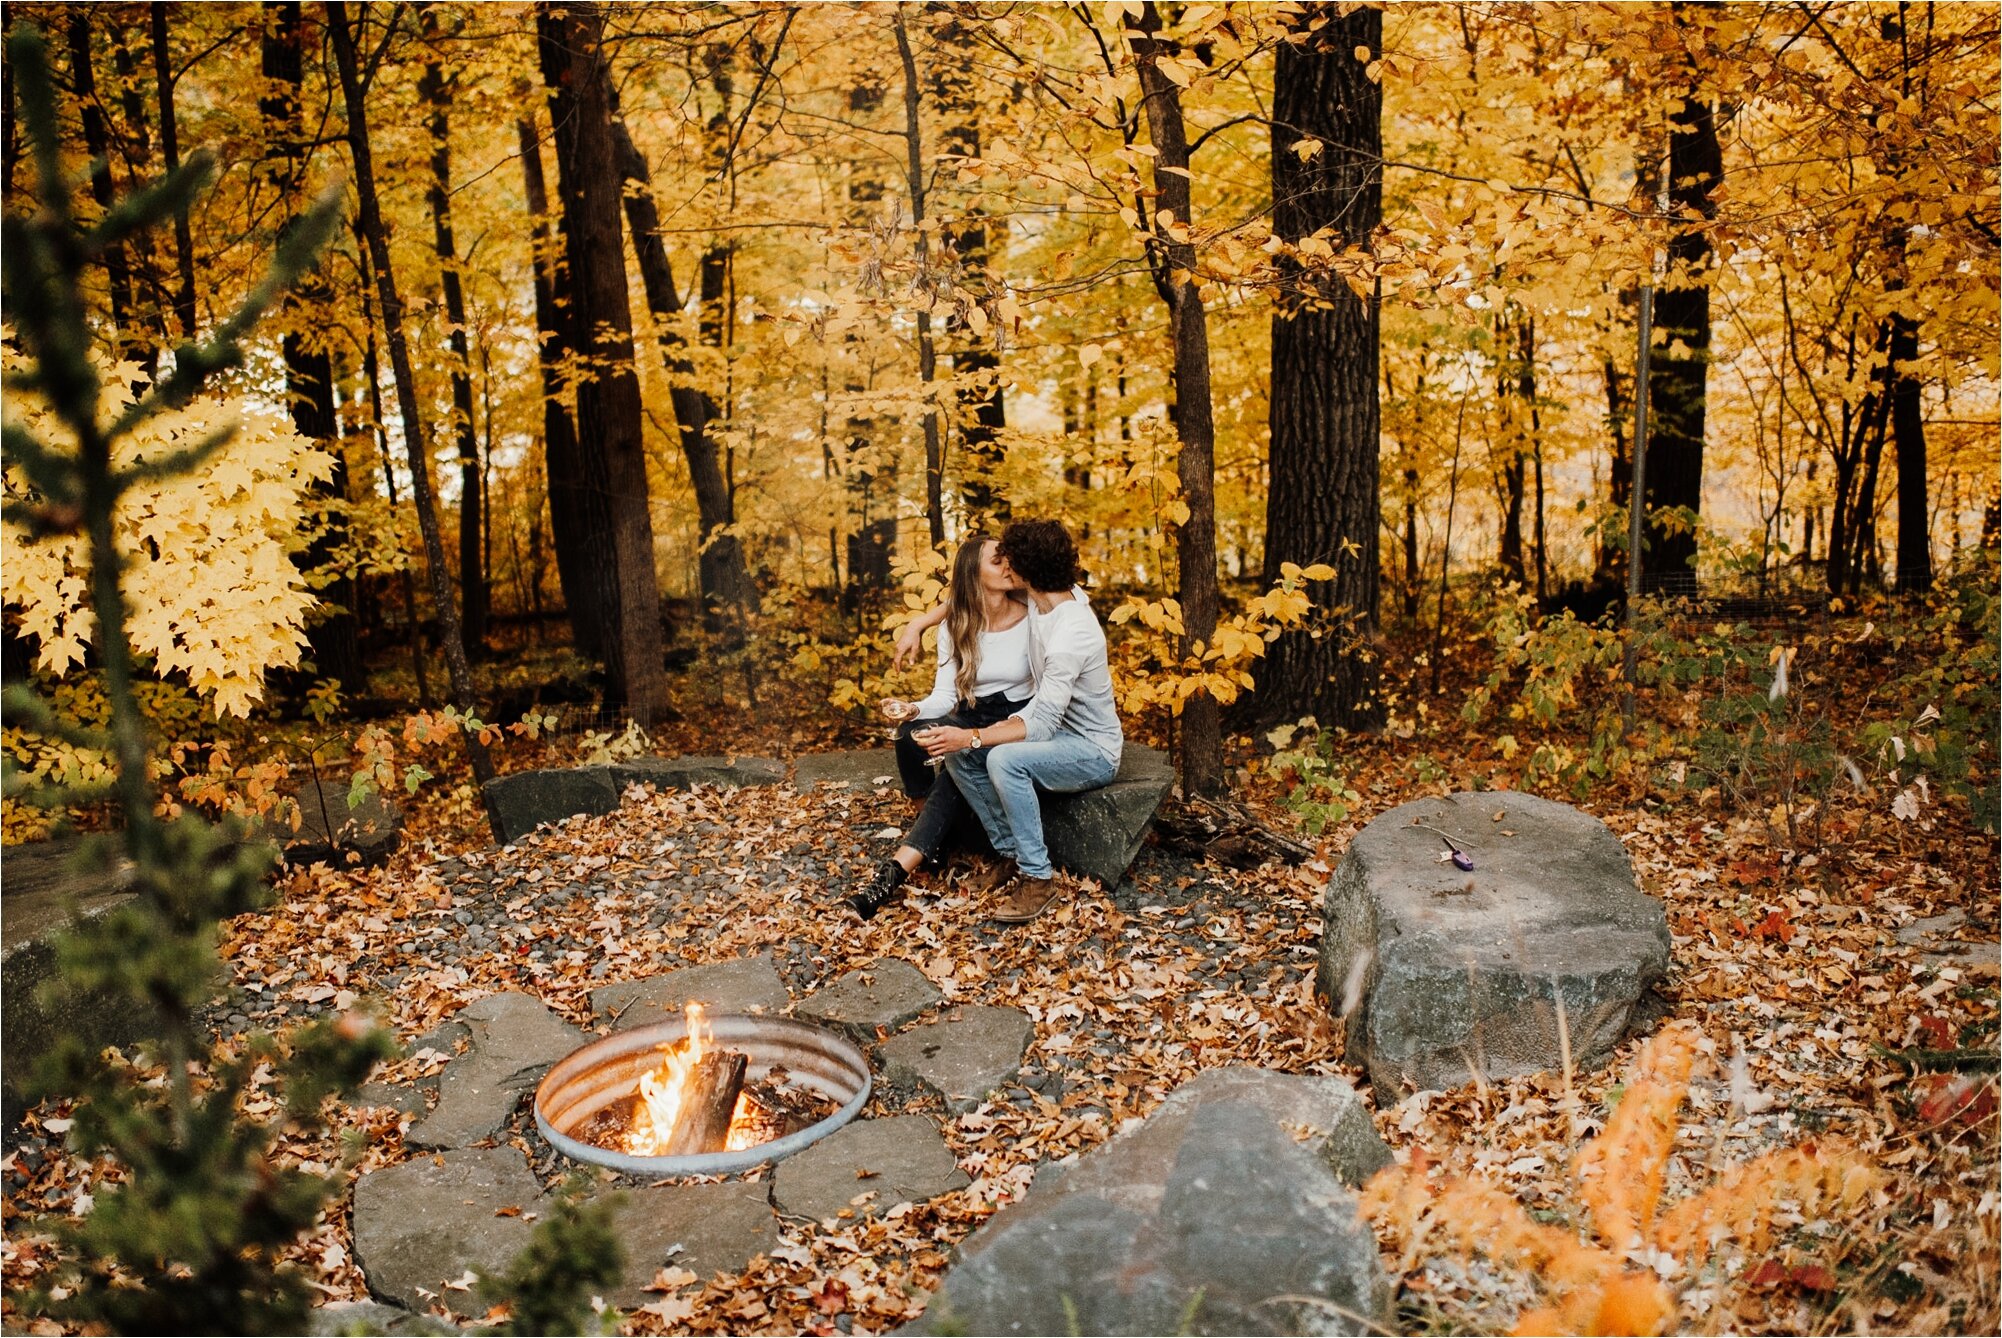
[970,729,984,750]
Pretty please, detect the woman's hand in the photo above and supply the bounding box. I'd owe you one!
[913,725,976,758]
[891,620,927,670]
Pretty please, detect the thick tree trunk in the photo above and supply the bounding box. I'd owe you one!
[1135,2,1224,795]
[328,0,496,795]
[107,28,171,351]
[516,113,600,659]
[66,12,139,358]
[418,34,487,655]
[1258,3,1384,732]
[537,2,668,725]
[148,6,197,341]
[610,119,754,621]
[1888,311,1932,593]
[1641,41,1720,598]
[263,2,363,689]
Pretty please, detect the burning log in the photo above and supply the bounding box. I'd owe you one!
[660,1049,748,1156]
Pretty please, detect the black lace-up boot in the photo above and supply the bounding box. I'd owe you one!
[847,860,910,920]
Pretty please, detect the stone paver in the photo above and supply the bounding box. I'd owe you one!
[590,952,791,1030]
[915,1099,1388,1336]
[877,1006,1034,1114]
[1317,791,1670,1100]
[771,1115,968,1223]
[603,1182,780,1307]
[794,958,941,1037]
[351,1147,542,1313]
[408,992,586,1150]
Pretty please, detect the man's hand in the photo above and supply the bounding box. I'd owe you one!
[914,725,976,758]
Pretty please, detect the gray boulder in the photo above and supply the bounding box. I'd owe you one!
[613,756,786,791]
[794,750,900,790]
[310,1300,460,1335]
[350,1147,541,1313]
[1317,791,1669,1101]
[481,767,620,844]
[915,1098,1389,1336]
[1115,1066,1391,1188]
[408,992,586,1150]
[1041,744,1174,887]
[278,777,403,868]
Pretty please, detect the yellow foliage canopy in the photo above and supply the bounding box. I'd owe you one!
[2,350,334,717]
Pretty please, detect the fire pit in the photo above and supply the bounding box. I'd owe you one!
[534,1005,872,1176]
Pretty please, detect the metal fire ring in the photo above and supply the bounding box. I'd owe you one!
[534,1013,872,1177]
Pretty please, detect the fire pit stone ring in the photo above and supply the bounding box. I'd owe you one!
[535,1013,872,1177]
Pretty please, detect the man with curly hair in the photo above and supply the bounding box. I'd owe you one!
[900,519,1123,921]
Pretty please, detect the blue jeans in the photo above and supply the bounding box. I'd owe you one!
[944,733,1118,880]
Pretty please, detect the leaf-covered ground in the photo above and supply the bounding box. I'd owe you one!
[4,687,1997,1335]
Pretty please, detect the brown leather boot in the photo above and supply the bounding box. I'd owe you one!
[990,875,1060,924]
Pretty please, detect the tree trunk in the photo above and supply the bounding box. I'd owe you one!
[931,4,1007,523]
[1598,351,1629,582]
[1258,3,1384,732]
[417,29,487,656]
[516,112,600,659]
[610,119,754,621]
[893,9,946,549]
[1889,311,1932,593]
[262,2,363,690]
[1134,2,1224,796]
[328,0,495,794]
[107,27,172,352]
[66,12,139,359]
[1641,32,1721,598]
[148,5,197,341]
[352,216,433,707]
[537,2,668,725]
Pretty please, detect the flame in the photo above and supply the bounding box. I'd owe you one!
[622,1004,769,1156]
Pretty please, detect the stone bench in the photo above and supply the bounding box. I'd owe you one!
[1316,790,1669,1102]
[483,746,1173,887]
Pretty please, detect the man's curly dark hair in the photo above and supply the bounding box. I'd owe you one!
[997,519,1082,593]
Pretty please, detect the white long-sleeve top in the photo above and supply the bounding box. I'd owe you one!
[910,615,1034,718]
[1013,589,1123,765]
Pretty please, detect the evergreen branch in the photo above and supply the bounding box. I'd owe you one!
[109,187,343,434]
[117,421,239,491]
[0,422,82,507]
[82,152,217,262]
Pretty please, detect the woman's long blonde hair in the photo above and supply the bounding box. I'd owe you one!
[943,535,991,706]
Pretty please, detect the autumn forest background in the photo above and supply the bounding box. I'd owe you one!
[1,1,1998,1334]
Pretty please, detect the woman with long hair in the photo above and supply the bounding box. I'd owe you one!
[850,534,1032,918]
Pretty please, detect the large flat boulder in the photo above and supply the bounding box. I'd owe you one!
[351,1147,541,1313]
[794,751,899,790]
[914,1097,1389,1335]
[1041,744,1173,887]
[1114,1066,1392,1188]
[612,756,786,791]
[794,959,941,1039]
[481,767,620,845]
[1317,791,1669,1101]
[408,992,586,1150]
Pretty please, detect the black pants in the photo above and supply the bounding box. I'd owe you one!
[894,693,1027,861]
